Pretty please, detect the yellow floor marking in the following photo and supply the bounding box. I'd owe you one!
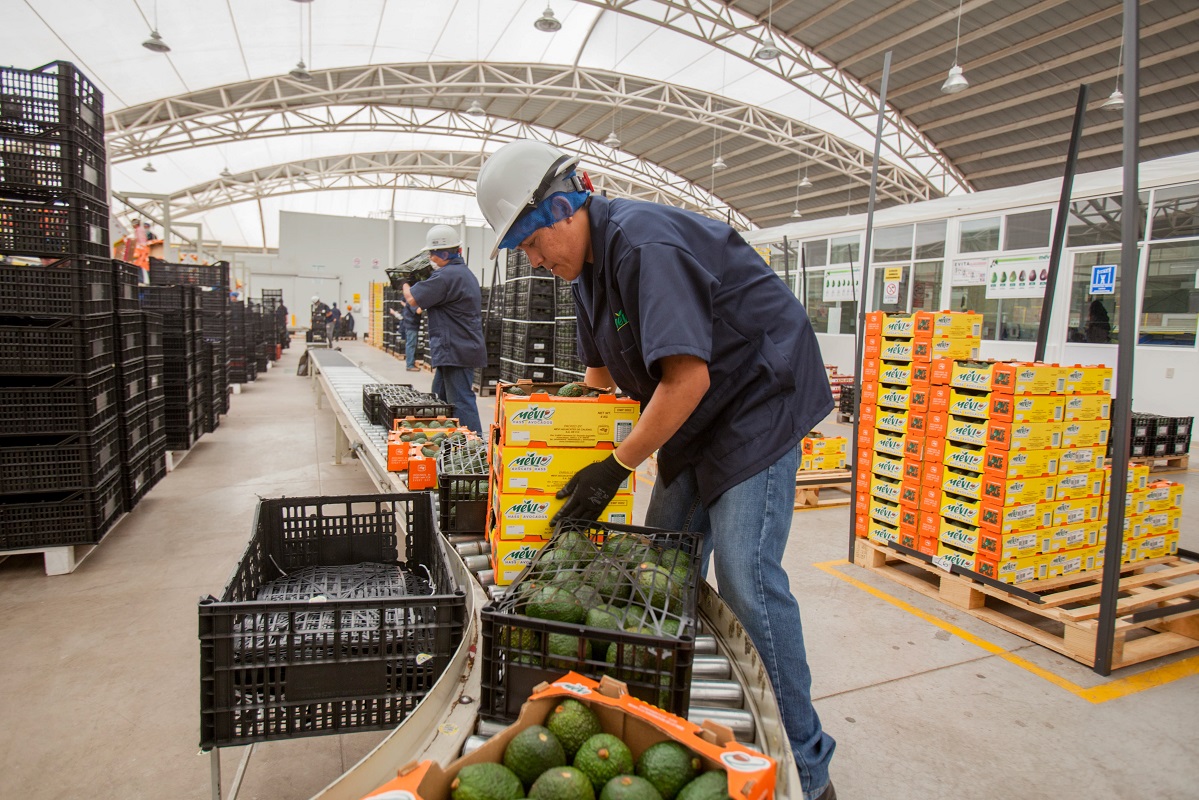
[815,558,1199,703]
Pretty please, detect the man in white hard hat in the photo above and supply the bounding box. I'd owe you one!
[402,225,487,435]
[476,140,837,800]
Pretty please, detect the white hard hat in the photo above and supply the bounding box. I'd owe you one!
[477,140,580,259]
[311,295,320,303]
[424,224,462,251]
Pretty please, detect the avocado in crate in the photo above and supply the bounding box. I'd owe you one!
[436,432,489,535]
[197,493,466,750]
[480,519,702,723]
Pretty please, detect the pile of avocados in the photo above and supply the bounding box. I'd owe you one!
[450,699,730,800]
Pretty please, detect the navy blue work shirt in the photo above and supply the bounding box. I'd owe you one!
[400,302,421,333]
[409,256,488,369]
[574,196,833,504]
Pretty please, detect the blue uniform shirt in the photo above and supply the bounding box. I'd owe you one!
[400,302,421,333]
[409,257,488,369]
[574,196,833,504]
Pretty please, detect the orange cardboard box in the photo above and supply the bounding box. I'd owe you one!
[899,503,920,531]
[922,458,946,488]
[902,456,923,483]
[860,380,879,405]
[899,477,922,508]
[864,335,882,359]
[909,411,928,435]
[862,358,881,383]
[926,411,949,439]
[924,436,947,464]
[897,522,919,550]
[930,357,955,385]
[362,673,777,800]
[919,482,944,514]
[917,535,939,556]
[856,425,875,449]
[903,435,925,460]
[919,511,940,540]
[854,508,869,538]
[858,402,878,429]
[910,386,930,412]
[406,446,438,489]
[926,385,952,414]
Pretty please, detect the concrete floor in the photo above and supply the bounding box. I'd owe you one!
[1,338,1197,799]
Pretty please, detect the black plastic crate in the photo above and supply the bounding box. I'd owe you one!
[0,257,112,318]
[0,193,108,258]
[0,130,106,201]
[500,358,553,384]
[0,315,113,376]
[479,519,702,723]
[197,493,467,750]
[110,260,140,311]
[0,61,104,145]
[142,311,164,357]
[1172,416,1193,440]
[0,369,117,437]
[505,319,554,354]
[149,258,230,289]
[383,397,454,429]
[1130,436,1153,458]
[436,437,489,536]
[114,312,144,366]
[122,447,159,510]
[0,471,122,550]
[506,250,533,279]
[0,417,121,496]
[120,403,152,462]
[139,284,200,313]
[555,278,575,314]
[552,368,586,384]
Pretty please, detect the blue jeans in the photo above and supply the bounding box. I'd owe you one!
[645,444,834,799]
[432,365,483,436]
[404,327,419,369]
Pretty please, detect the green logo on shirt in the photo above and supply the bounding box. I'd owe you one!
[614,309,629,330]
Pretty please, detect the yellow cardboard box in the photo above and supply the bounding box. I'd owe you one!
[1132,531,1180,560]
[872,430,906,459]
[938,518,982,553]
[1045,547,1096,579]
[1103,463,1150,494]
[1062,393,1111,422]
[940,492,982,527]
[927,338,981,360]
[950,361,1001,392]
[983,447,1062,480]
[803,435,848,456]
[870,496,903,528]
[800,452,848,471]
[994,363,1067,395]
[1142,481,1184,512]
[947,388,992,420]
[990,393,1065,424]
[498,387,641,447]
[878,361,916,386]
[1051,497,1103,527]
[1057,446,1105,475]
[981,474,1057,507]
[870,474,903,505]
[875,408,911,435]
[488,537,546,585]
[975,551,1048,584]
[1046,521,1103,553]
[879,338,915,362]
[915,310,982,339]
[1140,509,1182,536]
[868,519,901,546]
[495,445,634,494]
[877,383,914,410]
[878,313,916,338]
[943,442,986,474]
[1062,364,1113,395]
[980,500,1055,535]
[871,451,905,482]
[492,493,635,541]
[941,468,984,501]
[934,540,978,570]
[1054,470,1105,501]
[977,527,1042,560]
[986,420,1063,451]
[945,416,989,448]
[1059,419,1110,449]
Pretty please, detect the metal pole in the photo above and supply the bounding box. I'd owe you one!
[1094,0,1140,675]
[848,50,892,563]
[1035,84,1089,363]
[782,235,791,286]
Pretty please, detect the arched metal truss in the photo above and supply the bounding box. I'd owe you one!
[154,146,750,228]
[105,63,942,224]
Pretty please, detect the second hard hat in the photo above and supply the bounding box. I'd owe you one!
[477,140,580,259]
[424,224,462,251]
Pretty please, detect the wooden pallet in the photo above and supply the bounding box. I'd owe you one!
[794,469,852,510]
[1130,453,1190,473]
[852,538,1199,669]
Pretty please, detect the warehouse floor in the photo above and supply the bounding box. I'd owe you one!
[1,337,1197,800]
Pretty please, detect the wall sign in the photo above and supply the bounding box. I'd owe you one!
[822,266,863,303]
[986,253,1049,299]
[1090,264,1116,295]
[951,258,990,286]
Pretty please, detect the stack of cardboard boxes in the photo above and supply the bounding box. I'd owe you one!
[801,433,848,471]
[488,383,641,585]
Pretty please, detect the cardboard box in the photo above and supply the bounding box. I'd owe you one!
[942,468,984,501]
[872,430,906,459]
[1062,393,1111,422]
[989,393,1065,424]
[983,447,1061,480]
[976,527,1042,561]
[980,500,1055,535]
[981,474,1057,507]
[363,673,777,800]
[803,435,848,456]
[868,519,901,546]
[899,478,922,508]
[870,474,903,505]
[909,411,929,435]
[944,416,989,448]
[1045,521,1102,553]
[876,361,916,386]
[918,535,940,556]
[1057,446,1105,475]
[935,540,978,570]
[491,492,635,541]
[923,437,947,465]
[879,338,915,362]
[495,444,634,494]
[943,442,986,474]
[904,456,925,484]
[992,363,1066,395]
[914,310,982,339]
[927,385,952,414]
[863,335,882,360]
[940,492,982,527]
[1059,419,1110,449]
[1045,548,1092,579]
[800,453,847,471]
[1054,470,1105,501]
[930,357,955,386]
[870,496,902,528]
[986,420,1063,451]
[407,448,438,489]
[1131,532,1180,560]
[858,402,878,429]
[897,521,920,550]
[877,383,914,410]
[974,552,1048,584]
[871,451,904,482]
[1140,509,1182,536]
[950,361,1002,392]
[1050,497,1103,527]
[1142,481,1184,512]
[919,482,944,514]
[939,518,982,553]
[1103,463,1150,494]
[875,408,911,435]
[498,385,641,447]
[488,536,548,585]
[947,388,992,420]
[1062,364,1113,395]
[903,435,925,460]
[922,458,946,488]
[866,311,914,338]
[923,338,981,361]
[898,503,920,532]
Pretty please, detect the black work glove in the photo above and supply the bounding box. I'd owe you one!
[552,454,631,523]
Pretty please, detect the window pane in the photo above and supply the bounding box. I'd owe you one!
[873,225,913,263]
[1004,209,1052,251]
[803,239,828,268]
[1151,183,1199,240]
[840,300,858,334]
[912,260,943,311]
[915,220,947,259]
[959,217,1000,253]
[949,284,1041,341]
[804,271,830,334]
[871,265,910,312]
[1068,250,1121,344]
[767,242,798,276]
[1067,192,1149,247]
[830,235,860,264]
[1141,240,1199,347]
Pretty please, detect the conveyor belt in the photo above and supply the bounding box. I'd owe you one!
[304,348,802,800]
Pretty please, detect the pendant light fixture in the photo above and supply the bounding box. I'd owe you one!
[220,167,233,178]
[603,131,622,149]
[466,99,486,116]
[534,4,562,32]
[1101,38,1125,111]
[712,156,727,171]
[142,0,170,52]
[143,162,157,173]
[753,2,783,61]
[790,160,803,218]
[290,3,313,82]
[799,173,812,189]
[940,0,969,94]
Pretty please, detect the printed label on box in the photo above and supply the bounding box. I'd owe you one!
[944,442,986,474]
[1059,419,1110,449]
[945,417,989,448]
[1063,394,1111,422]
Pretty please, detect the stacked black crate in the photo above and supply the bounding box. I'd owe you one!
[247,301,264,378]
[0,62,123,550]
[111,261,148,511]
[227,300,248,384]
[148,258,231,417]
[500,250,555,383]
[140,285,202,451]
[553,277,584,384]
[136,311,168,502]
[473,282,503,395]
[261,288,288,351]
[251,301,272,369]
